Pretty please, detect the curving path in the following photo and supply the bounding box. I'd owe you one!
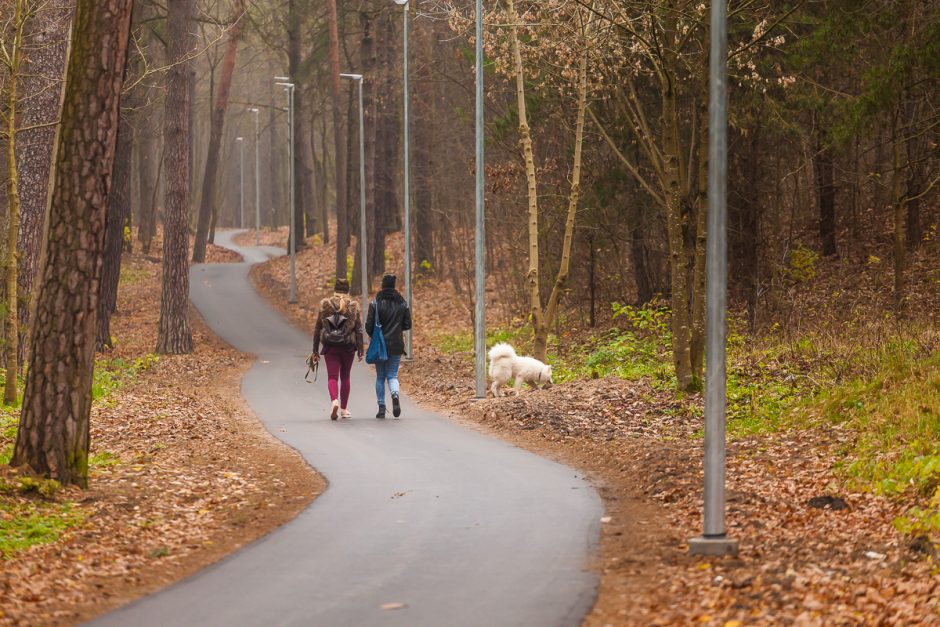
[91,231,602,627]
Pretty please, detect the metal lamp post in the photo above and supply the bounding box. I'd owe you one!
[235,136,245,228]
[688,0,739,557]
[341,73,369,316]
[249,107,261,245]
[473,0,486,399]
[393,0,413,360]
[274,77,297,304]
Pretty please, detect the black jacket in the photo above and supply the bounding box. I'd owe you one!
[366,291,412,356]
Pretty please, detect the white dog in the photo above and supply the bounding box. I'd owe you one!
[488,343,553,397]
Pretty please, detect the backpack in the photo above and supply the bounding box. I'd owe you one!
[321,301,353,346]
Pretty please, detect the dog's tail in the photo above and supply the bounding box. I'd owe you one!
[487,342,517,367]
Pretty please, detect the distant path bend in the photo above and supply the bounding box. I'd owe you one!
[91,230,602,627]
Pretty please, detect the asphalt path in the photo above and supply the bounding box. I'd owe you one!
[90,231,602,627]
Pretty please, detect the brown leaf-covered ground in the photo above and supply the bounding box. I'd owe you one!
[0,250,322,626]
[251,236,939,626]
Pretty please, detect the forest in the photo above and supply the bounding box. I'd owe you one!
[0,0,938,624]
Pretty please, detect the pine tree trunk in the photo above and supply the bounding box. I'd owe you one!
[97,120,133,352]
[15,0,72,364]
[156,0,196,355]
[137,115,160,255]
[11,0,134,486]
[327,0,348,275]
[193,19,241,263]
[361,6,377,287]
[286,0,307,250]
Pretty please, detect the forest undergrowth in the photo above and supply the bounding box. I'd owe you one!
[252,227,939,623]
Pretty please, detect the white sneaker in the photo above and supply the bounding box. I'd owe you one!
[341,409,351,419]
[330,400,339,421]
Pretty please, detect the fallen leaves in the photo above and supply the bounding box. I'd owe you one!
[0,251,322,626]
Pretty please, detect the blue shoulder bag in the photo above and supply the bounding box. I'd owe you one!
[365,300,388,364]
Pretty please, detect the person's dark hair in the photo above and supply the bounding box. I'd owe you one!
[381,274,396,290]
[334,278,350,294]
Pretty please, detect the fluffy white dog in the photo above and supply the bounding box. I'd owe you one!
[488,343,553,397]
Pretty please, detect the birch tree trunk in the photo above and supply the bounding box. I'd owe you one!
[11,0,133,486]
[506,0,544,357]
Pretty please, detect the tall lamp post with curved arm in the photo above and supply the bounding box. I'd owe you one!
[392,0,413,360]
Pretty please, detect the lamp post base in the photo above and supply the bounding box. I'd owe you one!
[689,535,739,556]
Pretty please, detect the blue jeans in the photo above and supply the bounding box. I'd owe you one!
[374,355,402,406]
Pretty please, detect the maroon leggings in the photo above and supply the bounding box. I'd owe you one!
[323,345,356,408]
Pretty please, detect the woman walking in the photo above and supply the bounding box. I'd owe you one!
[312,278,364,420]
[366,274,412,419]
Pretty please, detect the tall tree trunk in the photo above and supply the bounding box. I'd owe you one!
[16,0,73,365]
[11,0,134,486]
[193,17,242,262]
[3,0,26,405]
[156,0,197,355]
[506,0,544,358]
[137,114,160,255]
[814,124,838,258]
[300,112,318,238]
[97,120,133,351]
[413,64,434,272]
[360,6,377,288]
[892,125,906,312]
[371,10,397,279]
[286,0,307,250]
[690,96,708,386]
[317,115,330,243]
[327,0,348,277]
[267,86,284,227]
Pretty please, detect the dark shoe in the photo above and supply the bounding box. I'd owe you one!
[376,405,386,420]
[391,393,401,418]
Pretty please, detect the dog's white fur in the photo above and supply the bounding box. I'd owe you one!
[488,343,553,397]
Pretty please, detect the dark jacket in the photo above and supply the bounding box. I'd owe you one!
[366,291,412,357]
[313,295,364,356]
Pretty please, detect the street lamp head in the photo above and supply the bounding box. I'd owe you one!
[249,107,259,113]
[273,75,290,81]
[275,82,294,89]
[340,73,363,81]
[236,136,243,141]
[392,0,408,5]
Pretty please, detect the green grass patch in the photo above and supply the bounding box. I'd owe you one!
[119,265,150,286]
[92,354,159,401]
[805,347,940,496]
[0,501,82,558]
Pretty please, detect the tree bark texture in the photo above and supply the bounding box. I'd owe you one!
[4,0,26,405]
[156,0,196,355]
[96,120,132,351]
[286,0,307,249]
[192,17,241,262]
[814,125,838,257]
[327,0,348,275]
[136,111,160,255]
[11,0,134,486]
[15,0,73,361]
[506,0,544,359]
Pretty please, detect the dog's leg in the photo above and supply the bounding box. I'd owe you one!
[491,381,500,398]
[513,378,523,396]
